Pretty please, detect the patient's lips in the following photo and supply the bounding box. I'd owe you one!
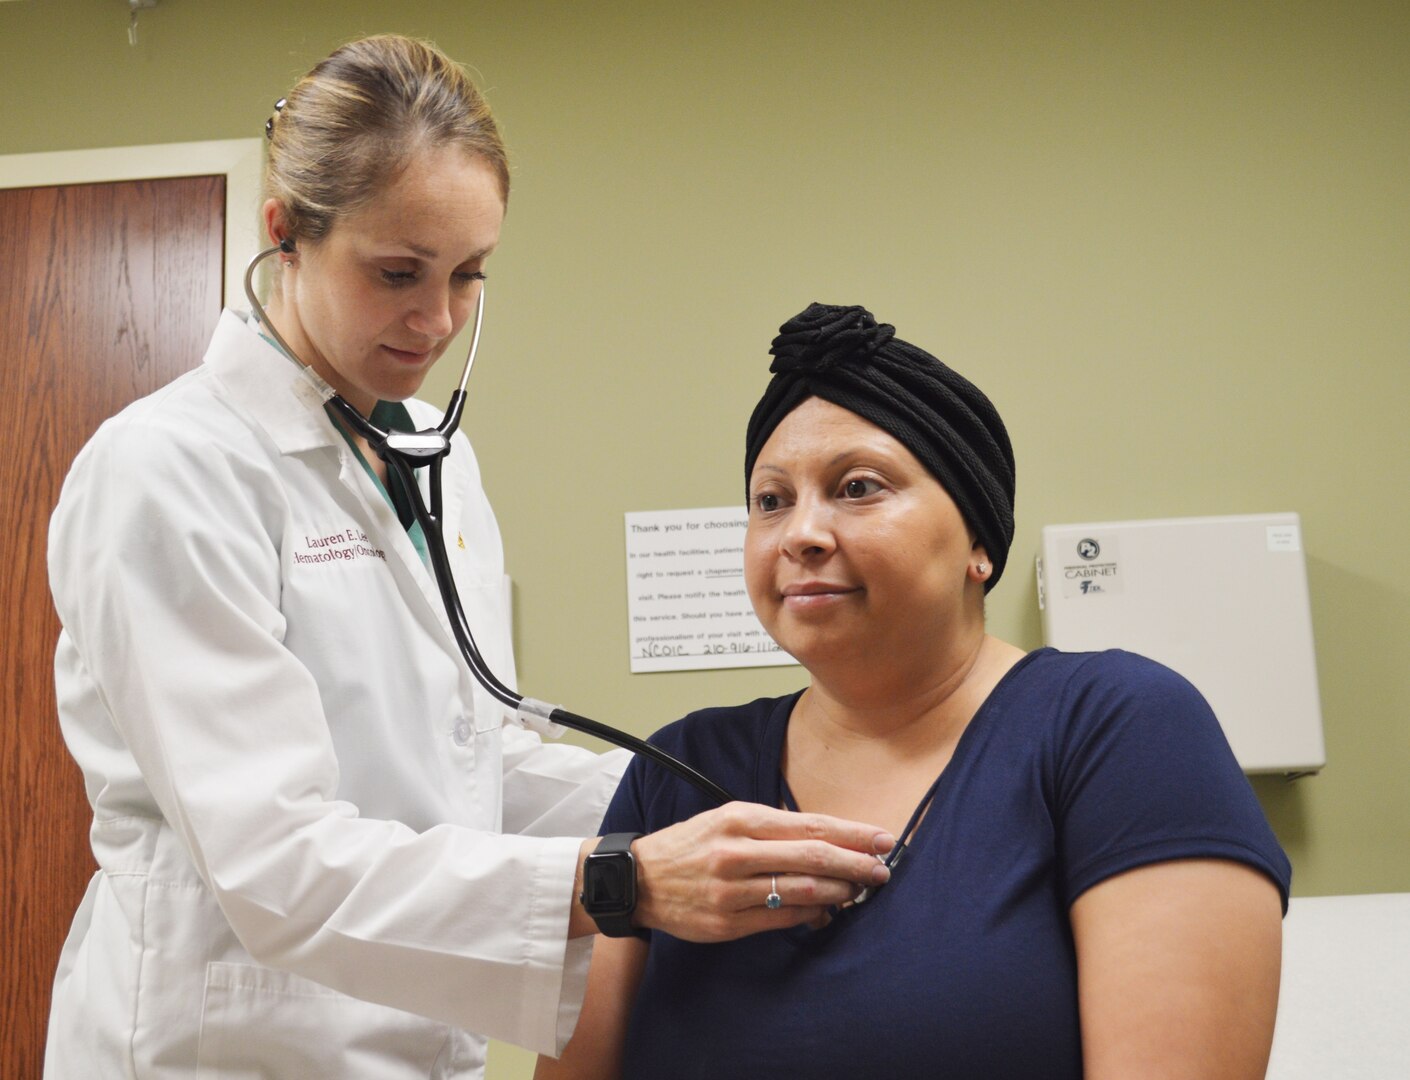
[780,580,860,611]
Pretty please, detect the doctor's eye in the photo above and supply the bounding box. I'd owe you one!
[380,269,418,286]
[453,270,487,288]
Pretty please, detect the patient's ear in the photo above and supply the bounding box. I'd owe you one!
[969,542,992,584]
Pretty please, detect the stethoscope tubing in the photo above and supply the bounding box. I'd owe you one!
[244,245,735,805]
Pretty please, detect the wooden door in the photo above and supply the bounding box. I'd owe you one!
[0,175,225,1078]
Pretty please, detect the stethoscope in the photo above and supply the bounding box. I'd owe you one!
[244,242,734,805]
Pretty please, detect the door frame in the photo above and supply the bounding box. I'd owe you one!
[2,144,248,1076]
[1,137,264,304]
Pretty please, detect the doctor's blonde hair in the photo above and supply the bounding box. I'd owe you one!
[262,34,509,243]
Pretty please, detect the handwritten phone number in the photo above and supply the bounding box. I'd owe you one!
[639,640,783,659]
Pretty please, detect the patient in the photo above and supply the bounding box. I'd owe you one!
[538,303,1289,1080]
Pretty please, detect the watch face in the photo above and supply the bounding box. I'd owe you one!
[583,853,634,914]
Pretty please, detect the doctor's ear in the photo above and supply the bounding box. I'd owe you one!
[274,235,299,269]
[260,198,298,262]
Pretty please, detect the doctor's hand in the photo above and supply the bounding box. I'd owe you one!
[628,803,893,942]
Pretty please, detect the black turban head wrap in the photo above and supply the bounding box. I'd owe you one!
[744,302,1016,592]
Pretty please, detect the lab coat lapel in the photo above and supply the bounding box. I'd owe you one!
[331,439,469,664]
[438,453,466,576]
[203,311,338,455]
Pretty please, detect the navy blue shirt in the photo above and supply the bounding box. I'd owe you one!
[601,649,1291,1079]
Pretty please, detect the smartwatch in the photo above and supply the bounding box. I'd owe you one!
[580,832,643,937]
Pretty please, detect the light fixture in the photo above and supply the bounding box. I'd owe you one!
[125,0,157,46]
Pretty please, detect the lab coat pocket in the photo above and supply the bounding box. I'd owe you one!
[195,961,452,1078]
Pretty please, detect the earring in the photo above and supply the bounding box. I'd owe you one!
[976,562,989,575]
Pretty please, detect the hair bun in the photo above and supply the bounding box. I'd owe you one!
[768,302,895,374]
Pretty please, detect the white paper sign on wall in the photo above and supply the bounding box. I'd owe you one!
[625,506,798,673]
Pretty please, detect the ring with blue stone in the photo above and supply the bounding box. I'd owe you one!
[766,874,783,910]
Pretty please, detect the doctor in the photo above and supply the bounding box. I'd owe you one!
[44,35,892,1079]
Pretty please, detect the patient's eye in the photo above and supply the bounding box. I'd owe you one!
[842,478,881,499]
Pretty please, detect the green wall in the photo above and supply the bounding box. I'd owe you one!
[6,1,1407,1073]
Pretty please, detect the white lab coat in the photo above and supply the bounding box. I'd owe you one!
[44,311,628,1078]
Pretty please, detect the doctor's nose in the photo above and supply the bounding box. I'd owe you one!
[406,286,456,340]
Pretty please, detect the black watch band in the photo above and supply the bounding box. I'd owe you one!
[580,831,643,938]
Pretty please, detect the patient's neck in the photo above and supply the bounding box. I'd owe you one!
[782,634,1024,833]
[803,630,1014,738]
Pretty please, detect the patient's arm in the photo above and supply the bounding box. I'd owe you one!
[1071,858,1283,1080]
[534,935,648,1080]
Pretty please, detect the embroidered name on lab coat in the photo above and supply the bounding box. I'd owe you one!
[296,527,387,565]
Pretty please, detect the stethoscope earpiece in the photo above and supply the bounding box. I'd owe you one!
[278,236,296,255]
